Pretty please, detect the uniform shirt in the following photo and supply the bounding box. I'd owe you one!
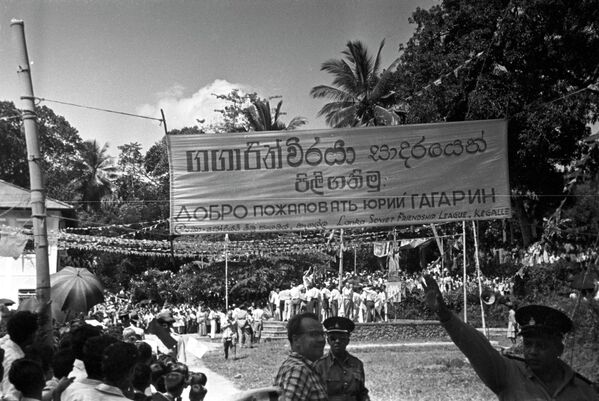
[274,351,328,401]
[442,312,599,401]
[314,352,370,401]
[330,288,341,302]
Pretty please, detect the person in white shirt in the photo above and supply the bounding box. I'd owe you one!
[278,289,291,321]
[0,311,39,401]
[208,308,218,339]
[320,285,331,320]
[289,285,303,318]
[61,335,118,401]
[375,287,388,322]
[363,286,377,323]
[94,342,138,401]
[67,324,103,383]
[305,285,321,321]
[330,284,341,317]
[251,305,266,344]
[268,290,280,320]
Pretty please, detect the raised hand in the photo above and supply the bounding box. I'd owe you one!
[421,275,445,315]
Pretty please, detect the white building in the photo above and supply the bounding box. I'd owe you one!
[0,179,73,303]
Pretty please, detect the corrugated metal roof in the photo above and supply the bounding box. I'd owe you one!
[0,179,73,210]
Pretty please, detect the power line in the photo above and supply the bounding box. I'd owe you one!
[32,97,163,123]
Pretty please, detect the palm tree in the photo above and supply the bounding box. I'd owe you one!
[243,98,307,131]
[75,140,119,211]
[310,39,403,128]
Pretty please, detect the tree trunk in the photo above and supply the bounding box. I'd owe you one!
[513,198,535,247]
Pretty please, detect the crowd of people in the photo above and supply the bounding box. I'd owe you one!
[0,310,209,401]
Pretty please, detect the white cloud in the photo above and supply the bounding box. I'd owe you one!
[136,79,253,130]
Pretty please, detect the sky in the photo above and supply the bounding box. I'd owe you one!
[0,0,438,156]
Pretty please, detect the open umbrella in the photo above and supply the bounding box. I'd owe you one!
[18,297,67,323]
[0,298,15,306]
[50,267,105,314]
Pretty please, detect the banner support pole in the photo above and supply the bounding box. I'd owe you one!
[224,234,229,311]
[472,221,486,336]
[338,229,344,292]
[462,221,467,323]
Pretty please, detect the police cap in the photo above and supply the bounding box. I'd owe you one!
[323,316,355,334]
[515,304,572,339]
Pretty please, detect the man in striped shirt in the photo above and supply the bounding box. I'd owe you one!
[274,312,328,401]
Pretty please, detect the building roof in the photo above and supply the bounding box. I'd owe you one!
[0,179,73,210]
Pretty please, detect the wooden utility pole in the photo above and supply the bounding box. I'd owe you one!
[11,20,52,343]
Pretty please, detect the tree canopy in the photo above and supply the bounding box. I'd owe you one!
[390,0,599,245]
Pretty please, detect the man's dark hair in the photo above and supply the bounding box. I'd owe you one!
[287,312,319,344]
[189,372,207,386]
[132,362,152,392]
[82,335,118,379]
[135,341,153,364]
[24,343,53,377]
[6,311,38,346]
[102,341,139,384]
[71,324,102,359]
[52,348,76,379]
[170,362,189,380]
[8,358,45,395]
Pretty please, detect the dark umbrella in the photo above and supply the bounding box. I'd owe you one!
[0,298,15,306]
[50,267,105,314]
[18,297,67,323]
[571,271,598,290]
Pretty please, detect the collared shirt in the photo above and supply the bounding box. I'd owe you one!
[314,351,370,401]
[94,383,128,401]
[442,312,599,401]
[274,351,328,401]
[61,378,103,401]
[0,334,24,401]
[68,359,88,382]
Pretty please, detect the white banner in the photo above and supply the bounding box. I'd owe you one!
[167,119,510,234]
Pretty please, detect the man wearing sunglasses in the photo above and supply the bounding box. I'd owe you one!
[314,317,370,401]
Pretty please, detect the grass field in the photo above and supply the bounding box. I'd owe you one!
[202,341,497,401]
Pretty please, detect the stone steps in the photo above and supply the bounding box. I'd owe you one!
[261,320,287,341]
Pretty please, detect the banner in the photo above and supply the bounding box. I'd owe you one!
[167,119,510,234]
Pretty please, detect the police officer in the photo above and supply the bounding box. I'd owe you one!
[314,317,370,401]
[422,275,599,401]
